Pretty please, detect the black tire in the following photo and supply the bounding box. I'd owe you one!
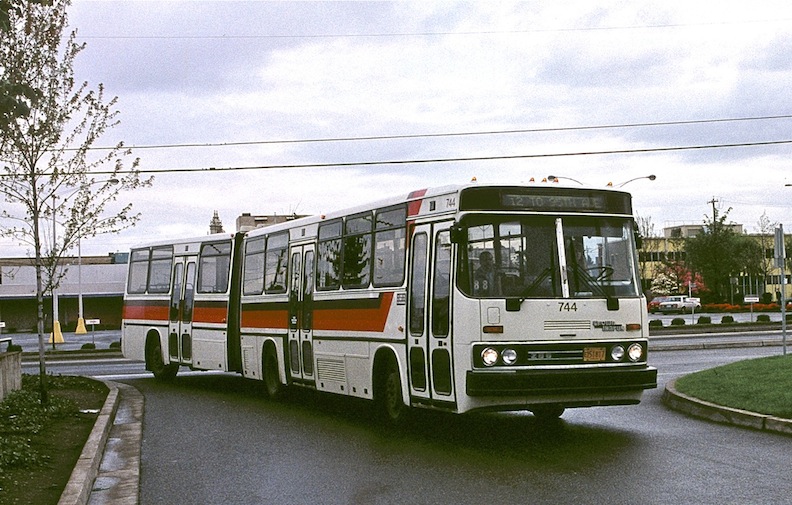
[530,405,565,421]
[376,358,408,425]
[146,338,178,381]
[263,348,284,399]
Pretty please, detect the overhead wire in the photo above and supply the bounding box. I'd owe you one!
[79,113,792,151]
[66,138,792,176]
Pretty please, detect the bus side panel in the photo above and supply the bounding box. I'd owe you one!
[121,294,169,363]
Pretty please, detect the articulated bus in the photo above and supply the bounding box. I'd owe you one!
[122,183,657,422]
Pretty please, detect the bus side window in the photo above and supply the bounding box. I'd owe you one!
[127,249,150,294]
[265,233,288,293]
[343,213,373,289]
[198,241,232,293]
[317,220,342,290]
[147,246,173,293]
[243,237,265,295]
[432,230,451,337]
[409,233,428,336]
[373,205,406,287]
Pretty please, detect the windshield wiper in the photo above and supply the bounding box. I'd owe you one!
[567,263,619,310]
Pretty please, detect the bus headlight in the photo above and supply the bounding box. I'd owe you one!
[501,348,518,365]
[481,347,499,367]
[628,343,644,362]
[610,345,625,362]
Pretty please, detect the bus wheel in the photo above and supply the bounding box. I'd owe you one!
[530,405,565,421]
[376,359,407,425]
[263,348,284,399]
[146,338,178,381]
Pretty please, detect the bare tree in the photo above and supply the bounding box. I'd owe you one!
[635,214,659,292]
[754,211,778,300]
[0,0,151,403]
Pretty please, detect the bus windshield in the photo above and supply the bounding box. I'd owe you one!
[459,215,640,299]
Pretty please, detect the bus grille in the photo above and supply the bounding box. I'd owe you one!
[544,320,591,331]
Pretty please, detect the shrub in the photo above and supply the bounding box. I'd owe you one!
[696,316,712,325]
[757,314,771,323]
[80,343,96,350]
[648,319,663,328]
[109,341,121,349]
[671,317,686,326]
[721,315,735,324]
[6,343,22,352]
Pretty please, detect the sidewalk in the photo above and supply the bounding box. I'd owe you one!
[4,330,121,353]
[58,381,143,505]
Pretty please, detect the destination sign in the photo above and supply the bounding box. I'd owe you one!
[459,186,632,214]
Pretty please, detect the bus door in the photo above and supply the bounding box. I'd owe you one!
[169,256,196,365]
[408,222,456,405]
[287,243,315,382]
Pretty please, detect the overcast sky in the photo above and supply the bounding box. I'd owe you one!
[5,0,792,257]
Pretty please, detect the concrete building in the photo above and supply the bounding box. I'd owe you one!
[640,224,791,302]
[0,254,127,333]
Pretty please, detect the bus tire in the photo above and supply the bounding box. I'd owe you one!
[375,355,408,425]
[146,336,178,381]
[530,405,565,421]
[263,346,284,400]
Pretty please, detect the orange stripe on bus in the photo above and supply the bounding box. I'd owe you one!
[313,292,394,332]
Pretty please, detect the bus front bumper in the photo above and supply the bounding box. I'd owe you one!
[466,365,658,397]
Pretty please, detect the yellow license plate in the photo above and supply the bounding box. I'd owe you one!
[583,347,606,362]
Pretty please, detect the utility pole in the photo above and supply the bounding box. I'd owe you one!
[707,197,719,231]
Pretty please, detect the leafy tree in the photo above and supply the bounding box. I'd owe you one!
[686,207,760,303]
[0,0,151,403]
[649,261,706,297]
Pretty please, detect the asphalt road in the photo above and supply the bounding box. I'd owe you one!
[27,341,792,505]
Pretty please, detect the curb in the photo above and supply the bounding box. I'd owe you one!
[58,381,120,505]
[662,378,792,437]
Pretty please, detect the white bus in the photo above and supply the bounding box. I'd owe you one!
[122,182,657,422]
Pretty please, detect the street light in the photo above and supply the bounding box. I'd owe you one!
[608,175,657,188]
[547,175,585,185]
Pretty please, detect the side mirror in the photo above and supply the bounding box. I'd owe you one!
[633,222,643,249]
[450,224,466,244]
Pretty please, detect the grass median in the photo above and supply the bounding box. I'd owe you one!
[0,375,108,505]
[675,354,792,419]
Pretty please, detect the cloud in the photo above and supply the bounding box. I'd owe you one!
[3,0,792,257]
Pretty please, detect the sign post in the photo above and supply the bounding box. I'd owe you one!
[775,226,787,355]
[85,319,100,346]
[745,295,760,323]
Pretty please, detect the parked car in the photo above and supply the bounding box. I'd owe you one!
[647,296,671,313]
[658,295,701,313]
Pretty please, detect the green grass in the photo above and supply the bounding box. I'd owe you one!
[675,354,792,419]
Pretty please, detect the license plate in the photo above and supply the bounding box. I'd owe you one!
[583,346,606,362]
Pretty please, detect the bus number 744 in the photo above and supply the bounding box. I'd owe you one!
[558,302,577,312]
